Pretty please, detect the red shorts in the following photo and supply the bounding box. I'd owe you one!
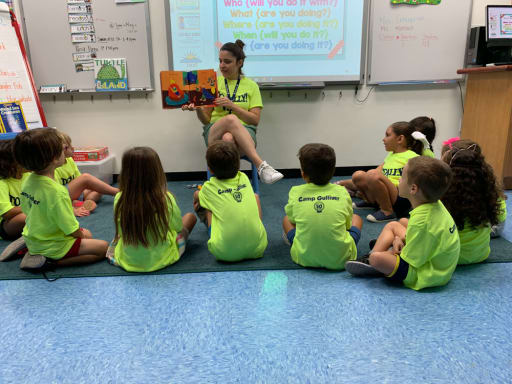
[64,238,82,258]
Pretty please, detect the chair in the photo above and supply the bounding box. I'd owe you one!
[206,155,259,194]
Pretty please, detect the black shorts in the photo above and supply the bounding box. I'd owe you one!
[393,195,411,219]
[0,218,19,241]
[387,255,410,283]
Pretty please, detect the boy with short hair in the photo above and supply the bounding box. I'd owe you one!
[282,143,363,270]
[13,128,108,269]
[346,156,460,290]
[193,140,267,262]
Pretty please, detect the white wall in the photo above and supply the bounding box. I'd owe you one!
[16,0,497,173]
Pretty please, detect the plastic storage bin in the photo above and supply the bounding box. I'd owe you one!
[75,154,115,185]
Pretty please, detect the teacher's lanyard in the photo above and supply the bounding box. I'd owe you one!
[224,76,240,114]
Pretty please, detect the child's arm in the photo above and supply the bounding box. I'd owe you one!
[69,227,92,239]
[2,206,23,221]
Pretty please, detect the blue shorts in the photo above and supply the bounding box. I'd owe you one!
[387,255,410,283]
[286,226,361,246]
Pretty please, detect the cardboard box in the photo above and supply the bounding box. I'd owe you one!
[73,146,109,161]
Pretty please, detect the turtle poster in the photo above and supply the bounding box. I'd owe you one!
[94,58,128,91]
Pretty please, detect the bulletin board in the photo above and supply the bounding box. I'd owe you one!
[368,0,473,84]
[18,0,154,93]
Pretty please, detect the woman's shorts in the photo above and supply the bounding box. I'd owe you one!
[202,122,257,147]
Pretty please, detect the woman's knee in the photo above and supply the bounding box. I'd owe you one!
[221,132,235,142]
[221,114,240,129]
[352,170,367,185]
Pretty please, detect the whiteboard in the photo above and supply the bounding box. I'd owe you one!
[0,3,44,127]
[19,0,154,92]
[368,0,473,84]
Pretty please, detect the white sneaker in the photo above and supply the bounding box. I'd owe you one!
[257,161,283,184]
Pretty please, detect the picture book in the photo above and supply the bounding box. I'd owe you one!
[160,69,218,109]
[0,101,28,133]
[94,58,128,91]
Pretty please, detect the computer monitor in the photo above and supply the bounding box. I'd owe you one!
[486,5,512,47]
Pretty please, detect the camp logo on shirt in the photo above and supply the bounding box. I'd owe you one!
[314,201,325,213]
[9,194,20,206]
[60,175,75,185]
[382,167,403,177]
[219,91,248,104]
[21,191,40,206]
[449,224,456,234]
[232,191,242,203]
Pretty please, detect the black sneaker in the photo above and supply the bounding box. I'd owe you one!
[195,206,208,228]
[369,239,377,250]
[345,257,383,277]
[352,200,378,210]
[367,210,397,223]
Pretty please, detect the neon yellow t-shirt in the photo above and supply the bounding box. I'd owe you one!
[458,221,490,265]
[54,157,81,186]
[210,76,263,126]
[114,192,183,272]
[285,183,357,270]
[422,148,435,158]
[401,201,460,290]
[20,173,79,259]
[198,171,267,261]
[0,173,29,217]
[382,150,419,186]
[497,198,507,223]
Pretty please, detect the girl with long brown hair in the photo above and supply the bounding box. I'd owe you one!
[109,147,196,272]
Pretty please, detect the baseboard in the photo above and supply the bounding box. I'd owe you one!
[112,165,378,183]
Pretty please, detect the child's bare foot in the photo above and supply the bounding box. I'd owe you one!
[73,206,90,217]
[83,200,97,212]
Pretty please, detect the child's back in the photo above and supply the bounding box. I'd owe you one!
[199,171,267,261]
[114,191,184,272]
[21,171,79,259]
[400,200,459,290]
[285,182,356,269]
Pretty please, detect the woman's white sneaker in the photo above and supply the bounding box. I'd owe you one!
[257,161,283,184]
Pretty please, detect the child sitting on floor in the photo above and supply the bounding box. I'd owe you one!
[0,139,28,243]
[337,121,422,223]
[441,138,506,264]
[282,143,363,270]
[346,156,460,291]
[13,128,108,270]
[107,147,196,272]
[54,131,118,216]
[193,140,267,262]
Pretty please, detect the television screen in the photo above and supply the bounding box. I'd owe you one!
[486,5,512,46]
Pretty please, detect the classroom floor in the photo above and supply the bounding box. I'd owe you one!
[0,188,511,384]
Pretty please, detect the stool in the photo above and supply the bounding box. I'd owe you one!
[207,155,259,194]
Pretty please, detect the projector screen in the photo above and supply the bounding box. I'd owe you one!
[165,0,366,84]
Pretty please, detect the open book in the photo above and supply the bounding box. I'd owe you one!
[160,69,218,109]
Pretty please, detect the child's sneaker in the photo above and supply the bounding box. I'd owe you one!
[352,200,378,209]
[345,257,383,277]
[19,252,50,271]
[0,237,27,262]
[196,206,208,228]
[257,161,283,184]
[367,210,397,223]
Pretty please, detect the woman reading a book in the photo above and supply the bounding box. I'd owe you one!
[182,40,283,184]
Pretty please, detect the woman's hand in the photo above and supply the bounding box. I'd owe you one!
[214,97,235,111]
[181,103,198,111]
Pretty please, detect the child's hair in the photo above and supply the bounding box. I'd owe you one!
[0,140,19,179]
[409,116,436,151]
[206,140,240,179]
[13,128,63,172]
[390,121,423,155]
[57,131,72,147]
[115,147,171,247]
[441,139,501,229]
[298,143,336,185]
[406,156,452,203]
[220,40,246,75]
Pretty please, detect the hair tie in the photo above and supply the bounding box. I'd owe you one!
[443,137,460,149]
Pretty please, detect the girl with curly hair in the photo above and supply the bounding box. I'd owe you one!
[441,139,506,264]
